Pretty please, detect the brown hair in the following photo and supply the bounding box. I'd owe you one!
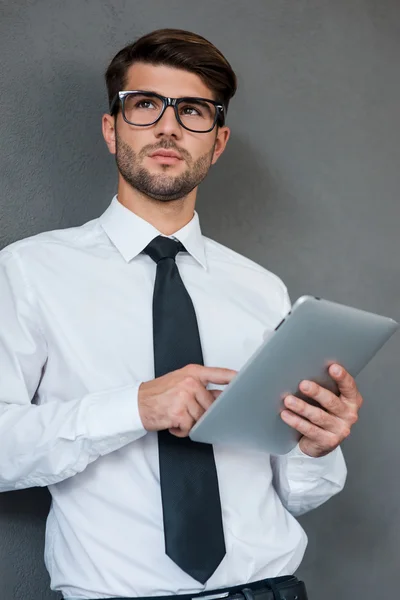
[105,28,237,125]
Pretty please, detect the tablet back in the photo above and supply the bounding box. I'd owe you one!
[189,295,398,454]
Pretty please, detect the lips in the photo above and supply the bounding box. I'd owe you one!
[150,150,182,160]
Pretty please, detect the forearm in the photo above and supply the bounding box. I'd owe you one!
[270,444,347,516]
[0,382,146,491]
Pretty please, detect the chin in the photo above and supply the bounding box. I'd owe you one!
[151,163,184,173]
[147,190,187,202]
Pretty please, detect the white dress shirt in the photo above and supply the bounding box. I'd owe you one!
[0,196,347,599]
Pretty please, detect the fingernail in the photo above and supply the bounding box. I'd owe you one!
[301,381,310,392]
[286,396,297,407]
[332,366,341,376]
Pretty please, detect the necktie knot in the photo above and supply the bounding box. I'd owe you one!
[143,235,184,264]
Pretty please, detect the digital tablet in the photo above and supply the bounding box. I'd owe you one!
[189,295,398,455]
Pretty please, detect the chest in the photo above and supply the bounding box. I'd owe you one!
[36,255,281,394]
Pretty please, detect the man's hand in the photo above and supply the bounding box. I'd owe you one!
[280,364,363,458]
[138,364,237,438]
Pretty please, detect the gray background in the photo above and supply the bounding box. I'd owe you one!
[0,0,399,598]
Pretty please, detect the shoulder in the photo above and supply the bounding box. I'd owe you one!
[203,236,290,310]
[0,216,102,264]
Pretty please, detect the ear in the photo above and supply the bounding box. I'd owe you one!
[102,113,117,155]
[211,126,231,165]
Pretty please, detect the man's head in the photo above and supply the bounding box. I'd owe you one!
[102,29,237,203]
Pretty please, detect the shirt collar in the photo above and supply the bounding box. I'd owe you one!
[99,195,208,270]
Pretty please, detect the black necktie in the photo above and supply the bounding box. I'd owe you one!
[143,235,226,584]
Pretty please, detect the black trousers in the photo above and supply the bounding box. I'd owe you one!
[71,575,308,600]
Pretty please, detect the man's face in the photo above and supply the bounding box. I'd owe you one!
[103,63,230,202]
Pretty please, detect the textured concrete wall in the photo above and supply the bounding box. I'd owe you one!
[1,1,399,598]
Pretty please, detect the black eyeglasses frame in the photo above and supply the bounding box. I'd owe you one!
[109,90,225,133]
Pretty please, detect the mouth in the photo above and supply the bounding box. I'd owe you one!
[149,149,184,165]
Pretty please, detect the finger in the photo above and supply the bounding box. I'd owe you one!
[169,427,189,438]
[281,409,339,447]
[210,389,223,400]
[186,398,206,423]
[186,365,238,386]
[284,395,345,435]
[298,380,347,417]
[194,382,219,411]
[329,364,362,407]
[170,411,195,437]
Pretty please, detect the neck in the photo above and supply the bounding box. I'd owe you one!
[117,177,197,235]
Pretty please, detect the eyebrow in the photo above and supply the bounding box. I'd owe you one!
[126,89,215,101]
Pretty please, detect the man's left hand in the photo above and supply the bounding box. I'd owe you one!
[280,364,363,458]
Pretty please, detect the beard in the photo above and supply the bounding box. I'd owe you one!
[115,133,215,202]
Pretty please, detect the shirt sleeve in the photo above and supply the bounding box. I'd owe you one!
[0,249,147,492]
[270,443,347,516]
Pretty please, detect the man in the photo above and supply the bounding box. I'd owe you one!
[0,29,362,600]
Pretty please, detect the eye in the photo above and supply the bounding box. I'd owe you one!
[181,104,202,116]
[136,100,156,109]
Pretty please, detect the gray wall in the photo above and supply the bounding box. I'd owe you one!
[1,1,399,598]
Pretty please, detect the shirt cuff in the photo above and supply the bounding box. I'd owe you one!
[284,443,344,478]
[83,381,147,445]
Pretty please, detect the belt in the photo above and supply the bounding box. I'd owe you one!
[85,576,308,600]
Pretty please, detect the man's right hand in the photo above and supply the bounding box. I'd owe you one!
[138,364,237,437]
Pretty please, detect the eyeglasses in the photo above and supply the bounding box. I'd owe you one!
[110,90,225,133]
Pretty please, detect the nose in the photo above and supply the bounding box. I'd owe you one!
[153,105,182,139]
